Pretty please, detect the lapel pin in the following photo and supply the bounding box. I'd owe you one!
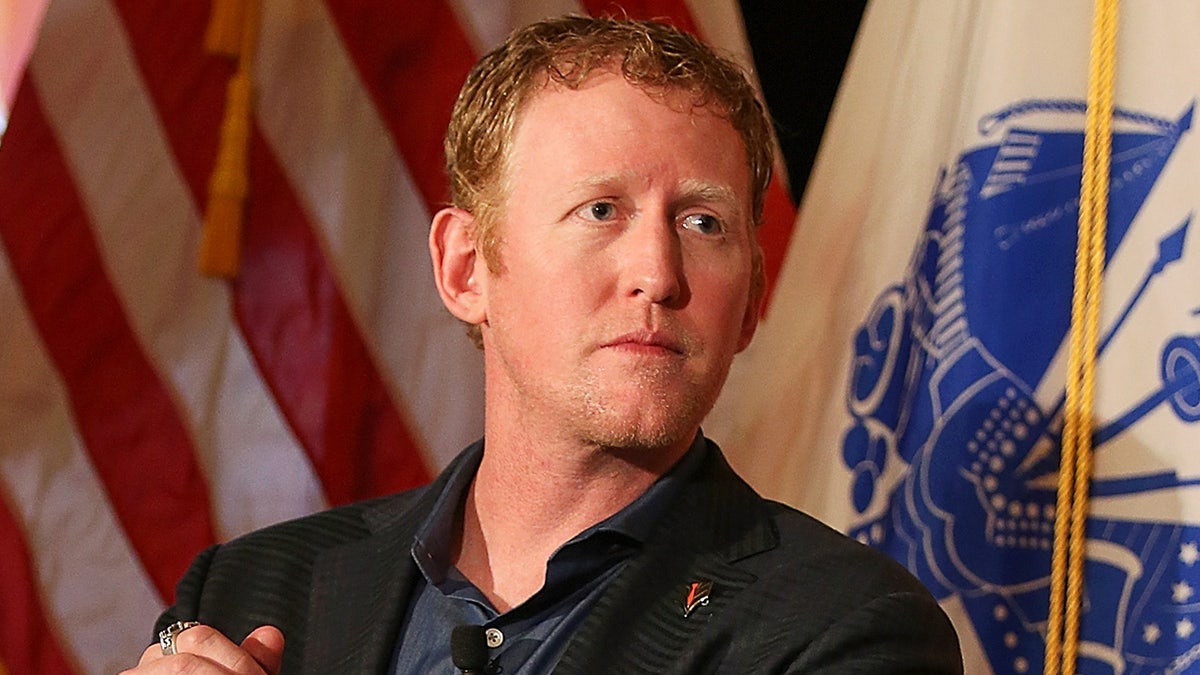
[683,579,714,617]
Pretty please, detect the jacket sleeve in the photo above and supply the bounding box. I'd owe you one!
[150,543,220,643]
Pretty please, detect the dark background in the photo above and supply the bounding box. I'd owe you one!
[739,1,868,205]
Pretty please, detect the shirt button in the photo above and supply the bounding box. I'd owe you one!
[485,627,504,648]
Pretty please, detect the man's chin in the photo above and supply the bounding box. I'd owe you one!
[578,407,701,458]
[574,376,721,454]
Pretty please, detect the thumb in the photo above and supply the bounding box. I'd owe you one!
[240,625,285,674]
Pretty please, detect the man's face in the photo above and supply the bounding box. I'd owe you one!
[477,71,759,456]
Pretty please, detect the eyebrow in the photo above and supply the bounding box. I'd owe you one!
[568,170,644,192]
[676,178,746,224]
[570,173,746,221]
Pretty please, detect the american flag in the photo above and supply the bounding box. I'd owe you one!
[0,1,806,672]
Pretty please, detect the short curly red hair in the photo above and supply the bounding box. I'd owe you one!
[444,14,772,346]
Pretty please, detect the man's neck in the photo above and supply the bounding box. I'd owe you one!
[451,430,692,612]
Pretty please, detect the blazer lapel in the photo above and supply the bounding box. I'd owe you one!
[554,443,778,674]
[300,473,453,674]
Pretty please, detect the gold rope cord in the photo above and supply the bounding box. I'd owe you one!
[198,0,260,278]
[1044,0,1118,673]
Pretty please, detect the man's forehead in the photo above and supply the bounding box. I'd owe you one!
[521,66,725,121]
[513,76,745,167]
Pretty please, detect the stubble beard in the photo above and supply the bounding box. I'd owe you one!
[571,356,729,454]
[486,311,735,458]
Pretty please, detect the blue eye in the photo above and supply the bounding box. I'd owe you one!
[680,213,722,235]
[579,201,617,221]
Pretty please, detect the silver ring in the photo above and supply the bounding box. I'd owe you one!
[158,620,201,656]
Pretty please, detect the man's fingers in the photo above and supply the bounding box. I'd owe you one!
[170,624,268,673]
[121,641,220,674]
[240,626,285,675]
[120,624,284,674]
[135,643,163,666]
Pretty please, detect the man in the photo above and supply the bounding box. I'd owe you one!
[125,15,962,674]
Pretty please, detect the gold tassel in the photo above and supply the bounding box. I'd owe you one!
[199,71,251,278]
[198,0,259,278]
[204,0,246,57]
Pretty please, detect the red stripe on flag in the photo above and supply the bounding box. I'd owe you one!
[235,132,433,502]
[0,490,75,675]
[324,1,477,209]
[110,0,433,503]
[757,179,796,308]
[0,82,216,601]
[579,0,701,34]
[107,1,228,206]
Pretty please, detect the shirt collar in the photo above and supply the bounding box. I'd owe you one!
[410,432,709,585]
[566,432,707,545]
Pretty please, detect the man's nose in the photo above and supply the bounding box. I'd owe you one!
[621,215,685,306]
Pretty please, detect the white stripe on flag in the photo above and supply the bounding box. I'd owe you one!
[0,253,162,675]
[450,0,582,54]
[31,0,327,539]
[683,0,761,85]
[256,0,485,469]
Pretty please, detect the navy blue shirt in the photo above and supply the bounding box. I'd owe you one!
[389,435,707,674]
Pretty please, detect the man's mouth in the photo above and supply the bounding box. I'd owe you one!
[602,330,686,356]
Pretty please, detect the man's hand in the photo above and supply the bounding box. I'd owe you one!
[120,624,284,674]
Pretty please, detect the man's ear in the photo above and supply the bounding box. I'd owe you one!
[429,207,487,325]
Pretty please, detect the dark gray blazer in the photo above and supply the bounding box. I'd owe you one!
[154,440,962,673]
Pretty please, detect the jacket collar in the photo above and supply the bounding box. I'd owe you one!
[298,438,775,674]
[553,440,778,674]
[300,444,479,674]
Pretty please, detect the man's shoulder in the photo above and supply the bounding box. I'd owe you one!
[703,493,960,669]
[573,445,963,673]
[217,483,432,559]
[699,440,926,598]
[159,483,436,641]
[758,499,928,596]
[191,442,475,592]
